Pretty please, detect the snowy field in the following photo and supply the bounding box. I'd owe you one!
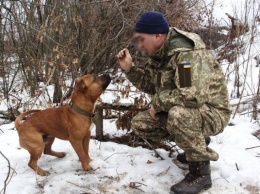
[0,114,260,194]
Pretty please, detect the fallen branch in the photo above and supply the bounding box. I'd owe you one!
[67,180,98,193]
[129,181,147,193]
[142,138,164,160]
[235,163,239,171]
[214,176,230,183]
[104,152,127,161]
[0,151,11,194]
[157,166,171,177]
[240,109,260,115]
[245,145,260,150]
[129,181,147,187]
[95,102,149,111]
[67,181,88,189]
[230,95,257,107]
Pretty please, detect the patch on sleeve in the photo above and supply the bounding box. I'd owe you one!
[178,62,192,88]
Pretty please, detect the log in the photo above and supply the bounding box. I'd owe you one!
[94,103,149,140]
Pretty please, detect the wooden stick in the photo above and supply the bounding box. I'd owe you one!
[142,138,164,160]
[235,163,239,171]
[245,145,260,150]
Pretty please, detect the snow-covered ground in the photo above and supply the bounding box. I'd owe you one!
[0,114,260,194]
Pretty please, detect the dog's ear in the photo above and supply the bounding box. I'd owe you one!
[75,78,87,91]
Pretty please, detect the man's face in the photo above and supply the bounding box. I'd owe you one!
[134,33,162,55]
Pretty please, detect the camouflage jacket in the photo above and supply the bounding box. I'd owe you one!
[126,27,231,115]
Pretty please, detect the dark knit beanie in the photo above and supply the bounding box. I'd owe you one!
[134,11,169,34]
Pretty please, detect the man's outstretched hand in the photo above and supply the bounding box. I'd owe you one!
[116,48,133,73]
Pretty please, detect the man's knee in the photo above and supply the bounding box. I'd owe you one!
[168,106,199,126]
[130,110,149,130]
[167,106,202,135]
[130,110,170,141]
[168,106,190,119]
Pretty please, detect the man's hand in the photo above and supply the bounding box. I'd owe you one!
[116,48,133,72]
[149,105,158,120]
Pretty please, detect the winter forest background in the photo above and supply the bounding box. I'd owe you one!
[0,0,258,123]
[0,0,260,194]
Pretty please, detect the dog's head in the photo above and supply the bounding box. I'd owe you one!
[74,74,111,102]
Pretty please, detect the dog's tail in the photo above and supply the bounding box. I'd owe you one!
[15,110,42,128]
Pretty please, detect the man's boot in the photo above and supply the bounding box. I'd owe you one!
[173,137,211,170]
[170,161,212,194]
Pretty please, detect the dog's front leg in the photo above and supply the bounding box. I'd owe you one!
[82,130,92,163]
[69,140,92,171]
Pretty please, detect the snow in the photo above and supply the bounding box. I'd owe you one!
[204,0,259,26]
[0,115,260,194]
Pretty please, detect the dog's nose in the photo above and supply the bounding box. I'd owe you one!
[100,73,111,89]
[104,74,111,79]
[103,74,111,83]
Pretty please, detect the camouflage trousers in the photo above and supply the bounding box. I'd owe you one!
[131,104,231,161]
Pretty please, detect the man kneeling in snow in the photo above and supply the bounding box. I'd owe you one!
[117,11,231,194]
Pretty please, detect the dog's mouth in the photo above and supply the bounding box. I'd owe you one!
[98,74,111,90]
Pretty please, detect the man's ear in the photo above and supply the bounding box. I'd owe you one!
[155,34,161,39]
[156,33,167,44]
[75,78,87,91]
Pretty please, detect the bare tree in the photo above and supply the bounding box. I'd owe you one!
[0,0,205,118]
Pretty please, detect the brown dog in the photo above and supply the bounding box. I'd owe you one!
[15,74,111,176]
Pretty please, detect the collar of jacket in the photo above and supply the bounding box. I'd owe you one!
[149,31,171,63]
[149,27,194,66]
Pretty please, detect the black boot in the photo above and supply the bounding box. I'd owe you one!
[173,137,211,170]
[170,161,212,194]
[173,152,189,170]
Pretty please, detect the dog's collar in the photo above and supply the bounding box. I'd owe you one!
[69,103,95,118]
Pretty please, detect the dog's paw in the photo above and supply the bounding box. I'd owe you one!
[37,169,50,176]
[82,163,93,171]
[57,152,66,158]
[86,157,93,163]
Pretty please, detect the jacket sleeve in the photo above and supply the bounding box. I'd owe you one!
[152,49,215,112]
[125,61,156,95]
